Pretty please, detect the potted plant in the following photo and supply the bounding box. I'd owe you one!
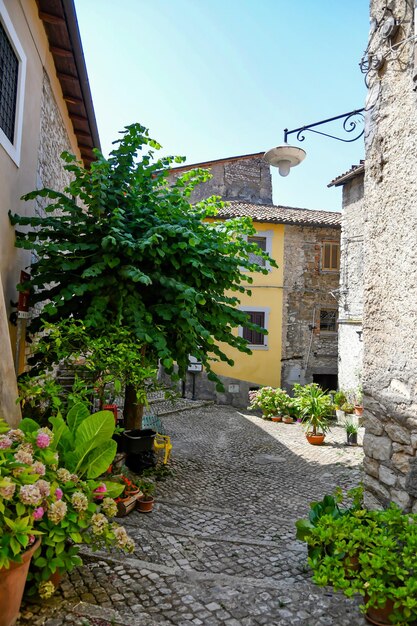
[136,479,155,513]
[248,387,279,419]
[345,420,359,445]
[354,386,364,417]
[333,390,347,423]
[341,401,355,415]
[112,474,141,517]
[297,496,417,625]
[294,383,333,444]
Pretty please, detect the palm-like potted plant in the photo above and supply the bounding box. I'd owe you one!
[294,383,333,444]
[345,420,359,445]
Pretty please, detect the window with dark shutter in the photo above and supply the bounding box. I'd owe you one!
[0,20,19,144]
[243,311,265,345]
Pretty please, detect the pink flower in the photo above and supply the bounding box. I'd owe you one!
[93,483,107,501]
[33,507,44,520]
[0,435,12,449]
[55,488,63,500]
[36,433,51,449]
[28,535,36,545]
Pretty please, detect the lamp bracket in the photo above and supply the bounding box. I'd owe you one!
[283,108,365,144]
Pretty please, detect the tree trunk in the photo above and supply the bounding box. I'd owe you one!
[123,383,144,430]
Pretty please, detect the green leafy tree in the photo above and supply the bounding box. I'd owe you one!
[10,123,276,428]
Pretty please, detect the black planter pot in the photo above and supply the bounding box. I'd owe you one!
[347,432,358,445]
[113,432,125,453]
[123,429,156,454]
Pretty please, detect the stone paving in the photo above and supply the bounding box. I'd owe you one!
[18,404,367,625]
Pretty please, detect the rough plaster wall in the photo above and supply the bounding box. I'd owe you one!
[170,156,273,204]
[363,0,417,511]
[338,174,364,392]
[281,225,340,391]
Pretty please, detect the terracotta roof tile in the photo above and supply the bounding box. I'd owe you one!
[216,201,341,228]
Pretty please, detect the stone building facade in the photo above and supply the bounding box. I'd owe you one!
[168,153,272,204]
[328,162,365,395]
[167,156,341,406]
[281,224,340,393]
[361,0,417,511]
[0,0,99,425]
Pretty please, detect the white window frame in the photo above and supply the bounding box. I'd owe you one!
[0,0,27,166]
[244,230,273,271]
[238,306,270,350]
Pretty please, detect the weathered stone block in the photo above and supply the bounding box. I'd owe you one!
[384,421,411,444]
[391,452,412,474]
[364,415,384,436]
[412,500,417,515]
[363,433,392,460]
[364,490,383,510]
[405,459,417,497]
[363,457,380,478]
[389,489,411,510]
[392,442,414,455]
[364,474,390,502]
[378,465,396,487]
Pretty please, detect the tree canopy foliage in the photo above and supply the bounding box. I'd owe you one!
[10,123,276,387]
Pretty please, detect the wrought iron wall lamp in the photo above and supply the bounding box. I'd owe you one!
[264,108,365,176]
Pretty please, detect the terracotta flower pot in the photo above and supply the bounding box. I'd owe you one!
[306,433,326,445]
[354,405,364,416]
[365,595,395,625]
[282,416,294,424]
[137,496,155,514]
[271,416,282,422]
[0,538,41,626]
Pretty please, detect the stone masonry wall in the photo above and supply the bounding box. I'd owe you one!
[362,0,417,511]
[24,71,74,365]
[37,71,74,201]
[338,173,364,393]
[169,155,272,205]
[281,225,340,391]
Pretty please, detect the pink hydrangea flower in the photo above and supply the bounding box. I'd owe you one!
[36,433,51,449]
[0,435,12,449]
[93,483,107,501]
[33,506,44,520]
[55,487,63,500]
[28,535,36,545]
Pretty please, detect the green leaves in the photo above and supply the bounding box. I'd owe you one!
[73,410,116,477]
[10,122,277,390]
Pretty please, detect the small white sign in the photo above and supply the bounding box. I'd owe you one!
[228,384,240,394]
[188,362,202,372]
[17,311,31,319]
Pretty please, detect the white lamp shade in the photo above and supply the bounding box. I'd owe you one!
[263,144,306,176]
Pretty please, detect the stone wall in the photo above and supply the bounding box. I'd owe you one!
[338,173,364,393]
[362,0,417,511]
[169,155,273,204]
[281,225,340,391]
[36,70,74,207]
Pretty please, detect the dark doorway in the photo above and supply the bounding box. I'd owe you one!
[313,373,338,392]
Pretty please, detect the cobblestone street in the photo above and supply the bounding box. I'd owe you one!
[18,404,366,626]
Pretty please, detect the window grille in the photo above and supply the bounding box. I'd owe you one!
[243,311,266,345]
[319,309,338,333]
[0,20,19,144]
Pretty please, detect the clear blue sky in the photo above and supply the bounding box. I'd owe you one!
[74,0,368,212]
